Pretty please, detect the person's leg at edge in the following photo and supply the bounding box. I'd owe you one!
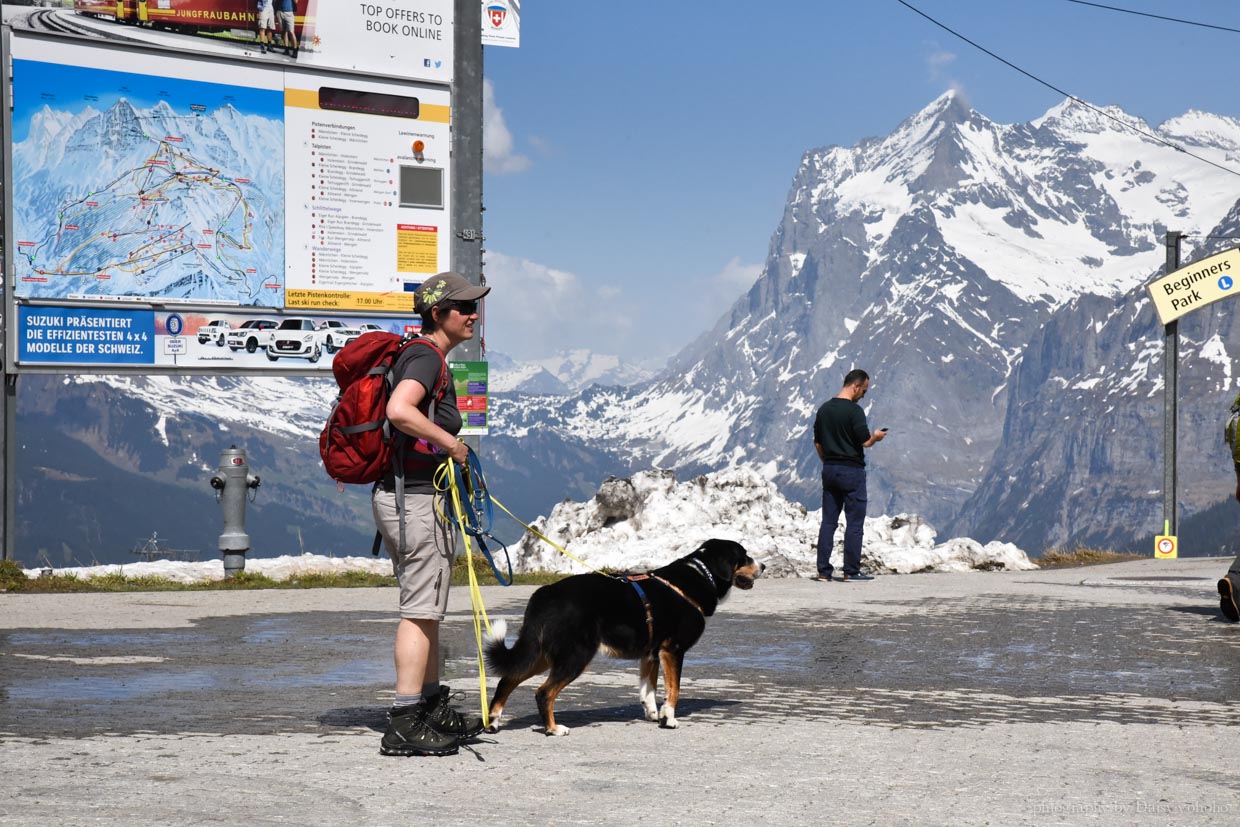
[817,468,845,578]
[841,466,868,577]
[395,617,439,697]
[1219,555,1240,622]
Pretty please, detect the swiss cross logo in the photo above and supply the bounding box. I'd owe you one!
[488,4,507,28]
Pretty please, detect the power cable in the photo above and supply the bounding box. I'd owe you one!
[893,0,1240,179]
[1064,0,1240,35]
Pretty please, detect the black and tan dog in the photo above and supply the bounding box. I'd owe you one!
[484,539,763,736]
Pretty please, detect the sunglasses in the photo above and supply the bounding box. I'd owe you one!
[444,299,479,315]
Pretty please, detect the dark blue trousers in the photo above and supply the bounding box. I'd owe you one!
[817,464,867,577]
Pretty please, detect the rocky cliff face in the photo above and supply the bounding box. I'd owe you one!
[948,202,1240,551]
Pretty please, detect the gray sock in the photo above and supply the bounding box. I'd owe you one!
[392,693,422,710]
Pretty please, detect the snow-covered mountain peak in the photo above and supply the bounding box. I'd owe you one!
[1159,109,1240,150]
[490,349,659,393]
[1030,97,1151,136]
[904,87,976,130]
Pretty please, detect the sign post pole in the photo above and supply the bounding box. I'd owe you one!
[1,377,11,563]
[453,0,484,454]
[453,0,484,360]
[1163,230,1183,548]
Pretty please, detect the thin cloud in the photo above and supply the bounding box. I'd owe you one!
[482,251,632,360]
[925,43,957,80]
[482,254,763,363]
[668,257,764,340]
[527,135,555,156]
[483,78,531,174]
[710,257,763,294]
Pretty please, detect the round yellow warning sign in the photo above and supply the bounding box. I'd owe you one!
[1154,535,1178,559]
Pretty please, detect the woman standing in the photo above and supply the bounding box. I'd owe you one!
[375,271,489,757]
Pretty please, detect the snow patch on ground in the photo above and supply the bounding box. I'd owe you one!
[512,466,1036,577]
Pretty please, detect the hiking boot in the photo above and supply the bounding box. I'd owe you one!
[379,703,459,757]
[1219,577,1239,622]
[425,685,485,739]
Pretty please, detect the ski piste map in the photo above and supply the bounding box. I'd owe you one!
[12,59,285,307]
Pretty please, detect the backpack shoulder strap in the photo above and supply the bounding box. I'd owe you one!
[399,336,450,405]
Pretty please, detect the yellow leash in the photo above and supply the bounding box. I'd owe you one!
[488,494,612,576]
[434,458,494,729]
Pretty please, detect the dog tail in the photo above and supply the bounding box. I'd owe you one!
[484,617,539,678]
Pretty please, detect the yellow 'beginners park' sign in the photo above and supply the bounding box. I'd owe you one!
[1147,247,1240,325]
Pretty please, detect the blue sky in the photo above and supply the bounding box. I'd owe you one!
[478,0,1240,364]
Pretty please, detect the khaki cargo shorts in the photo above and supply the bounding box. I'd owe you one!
[372,489,456,620]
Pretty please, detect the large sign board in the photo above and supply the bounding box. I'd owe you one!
[1147,246,1240,325]
[0,0,454,83]
[283,68,451,312]
[2,28,460,380]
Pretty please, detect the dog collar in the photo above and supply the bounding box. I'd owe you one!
[686,557,717,588]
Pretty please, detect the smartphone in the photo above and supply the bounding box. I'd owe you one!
[879,427,889,432]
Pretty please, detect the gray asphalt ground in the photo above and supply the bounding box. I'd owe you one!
[1,556,1238,826]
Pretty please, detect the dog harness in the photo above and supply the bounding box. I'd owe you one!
[623,574,657,641]
[620,571,707,646]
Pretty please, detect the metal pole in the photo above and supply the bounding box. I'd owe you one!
[452,0,484,455]
[452,0,484,364]
[1,32,11,560]
[1164,231,1183,538]
[1,375,13,562]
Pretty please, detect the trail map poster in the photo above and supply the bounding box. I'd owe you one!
[10,39,287,308]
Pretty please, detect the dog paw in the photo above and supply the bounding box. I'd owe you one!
[485,723,501,734]
[643,708,659,722]
[545,725,570,737]
[659,716,679,729]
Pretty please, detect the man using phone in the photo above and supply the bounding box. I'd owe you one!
[811,368,887,582]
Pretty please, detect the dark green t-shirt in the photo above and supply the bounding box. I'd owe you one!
[813,397,871,468]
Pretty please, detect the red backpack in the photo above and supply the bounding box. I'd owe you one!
[319,332,449,485]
